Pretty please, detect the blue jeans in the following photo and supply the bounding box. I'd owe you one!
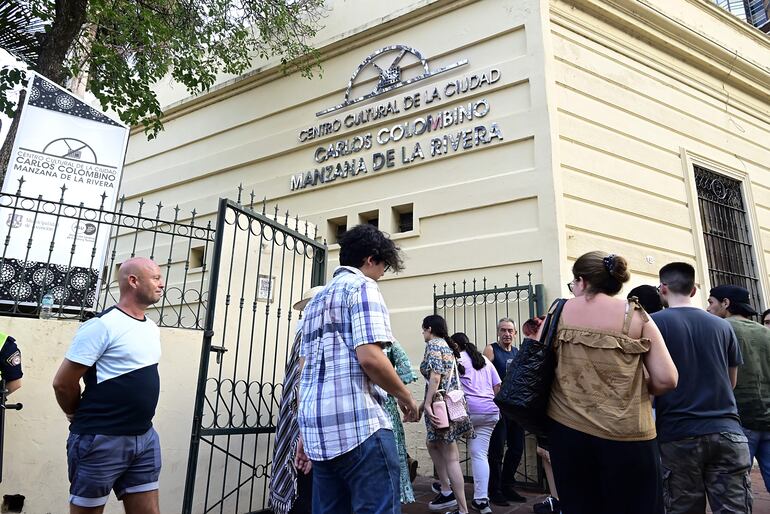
[311,428,400,514]
[744,427,770,492]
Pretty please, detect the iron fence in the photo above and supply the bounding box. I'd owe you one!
[183,195,327,514]
[433,273,546,491]
[434,274,545,347]
[0,178,216,329]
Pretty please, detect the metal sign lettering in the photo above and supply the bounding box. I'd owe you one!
[316,44,467,117]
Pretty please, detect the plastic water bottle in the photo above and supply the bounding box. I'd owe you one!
[40,293,54,319]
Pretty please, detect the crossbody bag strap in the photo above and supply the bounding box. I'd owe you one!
[540,298,567,348]
[447,357,457,390]
[444,357,464,395]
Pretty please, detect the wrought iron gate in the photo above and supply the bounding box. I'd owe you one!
[433,274,546,490]
[182,197,326,514]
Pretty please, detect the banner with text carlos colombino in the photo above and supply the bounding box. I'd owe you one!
[0,72,129,310]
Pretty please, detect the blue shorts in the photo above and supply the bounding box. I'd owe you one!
[66,427,161,507]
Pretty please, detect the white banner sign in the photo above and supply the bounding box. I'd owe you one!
[0,72,128,309]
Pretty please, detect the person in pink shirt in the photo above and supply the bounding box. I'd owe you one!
[452,332,501,514]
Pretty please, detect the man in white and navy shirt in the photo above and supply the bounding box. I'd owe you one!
[53,257,164,514]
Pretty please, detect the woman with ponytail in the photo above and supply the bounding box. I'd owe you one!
[419,315,474,514]
[451,332,501,514]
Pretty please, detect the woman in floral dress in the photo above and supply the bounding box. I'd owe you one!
[383,340,418,504]
[420,314,474,514]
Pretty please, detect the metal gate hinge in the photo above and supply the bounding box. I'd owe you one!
[204,329,215,338]
[210,345,228,364]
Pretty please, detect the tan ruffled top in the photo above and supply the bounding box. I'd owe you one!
[547,300,656,441]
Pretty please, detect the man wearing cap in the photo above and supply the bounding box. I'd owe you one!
[269,285,323,514]
[708,284,770,493]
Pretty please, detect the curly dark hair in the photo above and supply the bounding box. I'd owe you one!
[339,224,404,272]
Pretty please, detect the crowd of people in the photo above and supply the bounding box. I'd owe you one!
[42,221,768,514]
[266,225,769,514]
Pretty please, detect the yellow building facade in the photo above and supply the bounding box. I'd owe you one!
[0,1,759,512]
[124,0,770,358]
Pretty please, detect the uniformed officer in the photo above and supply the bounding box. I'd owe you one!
[0,332,23,394]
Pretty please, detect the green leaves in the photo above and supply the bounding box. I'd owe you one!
[2,0,324,137]
[0,67,27,119]
[0,2,46,65]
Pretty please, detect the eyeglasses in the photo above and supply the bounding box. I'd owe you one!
[567,278,578,293]
[656,283,667,293]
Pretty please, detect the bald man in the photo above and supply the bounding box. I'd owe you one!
[53,257,165,514]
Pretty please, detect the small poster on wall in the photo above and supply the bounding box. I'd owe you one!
[0,72,129,310]
[257,275,275,302]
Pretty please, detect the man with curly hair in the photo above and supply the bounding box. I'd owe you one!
[295,224,419,514]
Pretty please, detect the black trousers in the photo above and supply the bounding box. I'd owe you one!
[548,419,664,514]
[487,415,525,495]
[288,470,312,514]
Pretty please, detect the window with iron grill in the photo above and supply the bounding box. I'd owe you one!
[695,166,763,310]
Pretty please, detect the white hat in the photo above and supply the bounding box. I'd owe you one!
[292,285,324,311]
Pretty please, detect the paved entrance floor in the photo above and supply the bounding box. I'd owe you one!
[753,467,770,514]
[402,476,549,514]
[402,468,769,514]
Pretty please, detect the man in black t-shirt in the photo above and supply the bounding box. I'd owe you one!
[0,332,23,394]
[483,318,526,505]
[652,263,752,513]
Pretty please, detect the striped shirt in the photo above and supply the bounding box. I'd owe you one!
[298,266,393,461]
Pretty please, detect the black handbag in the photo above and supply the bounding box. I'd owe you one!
[494,298,567,435]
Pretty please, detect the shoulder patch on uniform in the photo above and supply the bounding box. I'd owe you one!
[6,351,21,367]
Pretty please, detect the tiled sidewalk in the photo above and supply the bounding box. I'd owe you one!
[753,467,770,514]
[403,468,769,514]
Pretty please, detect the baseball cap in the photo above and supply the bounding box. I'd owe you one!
[709,285,758,316]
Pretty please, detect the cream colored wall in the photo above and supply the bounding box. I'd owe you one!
[122,0,563,480]
[549,0,770,305]
[0,317,201,514]
[123,0,563,364]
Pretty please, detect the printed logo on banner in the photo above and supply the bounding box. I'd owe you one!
[5,214,22,229]
[69,221,97,236]
[43,138,98,163]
